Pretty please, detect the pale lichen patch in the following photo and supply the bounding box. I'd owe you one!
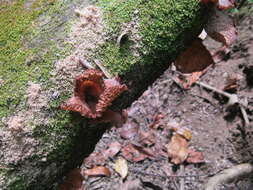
[0,81,50,167]
[0,128,39,165]
[7,115,24,133]
[26,82,48,111]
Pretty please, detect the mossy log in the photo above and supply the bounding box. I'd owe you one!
[0,0,206,189]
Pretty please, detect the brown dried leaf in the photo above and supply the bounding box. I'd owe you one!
[132,144,156,159]
[119,122,139,139]
[186,149,205,164]
[58,169,84,190]
[205,9,237,48]
[83,166,111,177]
[167,134,189,165]
[149,114,164,129]
[61,69,127,119]
[171,127,192,141]
[90,109,127,128]
[121,144,147,162]
[138,130,156,146]
[83,152,106,168]
[175,38,214,73]
[175,71,207,89]
[154,140,168,158]
[223,74,239,92]
[103,141,122,159]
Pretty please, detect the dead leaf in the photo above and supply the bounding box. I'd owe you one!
[175,38,214,73]
[115,157,128,179]
[103,141,122,158]
[84,142,121,168]
[223,74,239,92]
[171,127,192,141]
[154,139,168,158]
[205,9,237,48]
[175,70,208,89]
[90,109,127,128]
[186,149,205,164]
[138,130,156,146]
[61,69,127,119]
[149,114,164,129]
[83,152,106,168]
[167,134,189,164]
[119,122,139,139]
[132,144,156,159]
[83,166,111,177]
[58,168,84,190]
[121,144,147,162]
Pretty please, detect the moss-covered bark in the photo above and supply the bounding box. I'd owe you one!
[95,0,206,106]
[0,0,206,189]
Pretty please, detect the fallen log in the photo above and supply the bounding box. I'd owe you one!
[0,0,206,189]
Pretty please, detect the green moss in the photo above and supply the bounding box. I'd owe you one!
[0,0,56,119]
[96,0,205,76]
[94,0,206,105]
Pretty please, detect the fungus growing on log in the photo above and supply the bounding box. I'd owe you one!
[61,69,127,119]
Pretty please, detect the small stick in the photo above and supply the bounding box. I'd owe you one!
[204,163,253,190]
[239,104,250,127]
[94,59,113,78]
[196,81,250,126]
[196,81,239,105]
[79,58,95,69]
[179,165,185,190]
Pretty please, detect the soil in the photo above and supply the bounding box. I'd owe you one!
[61,2,253,190]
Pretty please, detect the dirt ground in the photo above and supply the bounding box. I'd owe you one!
[63,3,253,190]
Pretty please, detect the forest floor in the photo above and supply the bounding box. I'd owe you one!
[60,3,253,190]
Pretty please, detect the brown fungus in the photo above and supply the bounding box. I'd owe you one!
[61,69,127,119]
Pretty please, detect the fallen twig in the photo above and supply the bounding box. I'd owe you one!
[196,81,250,126]
[94,59,113,78]
[179,165,185,190]
[204,163,253,190]
[239,104,250,127]
[79,58,95,69]
[196,81,238,105]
